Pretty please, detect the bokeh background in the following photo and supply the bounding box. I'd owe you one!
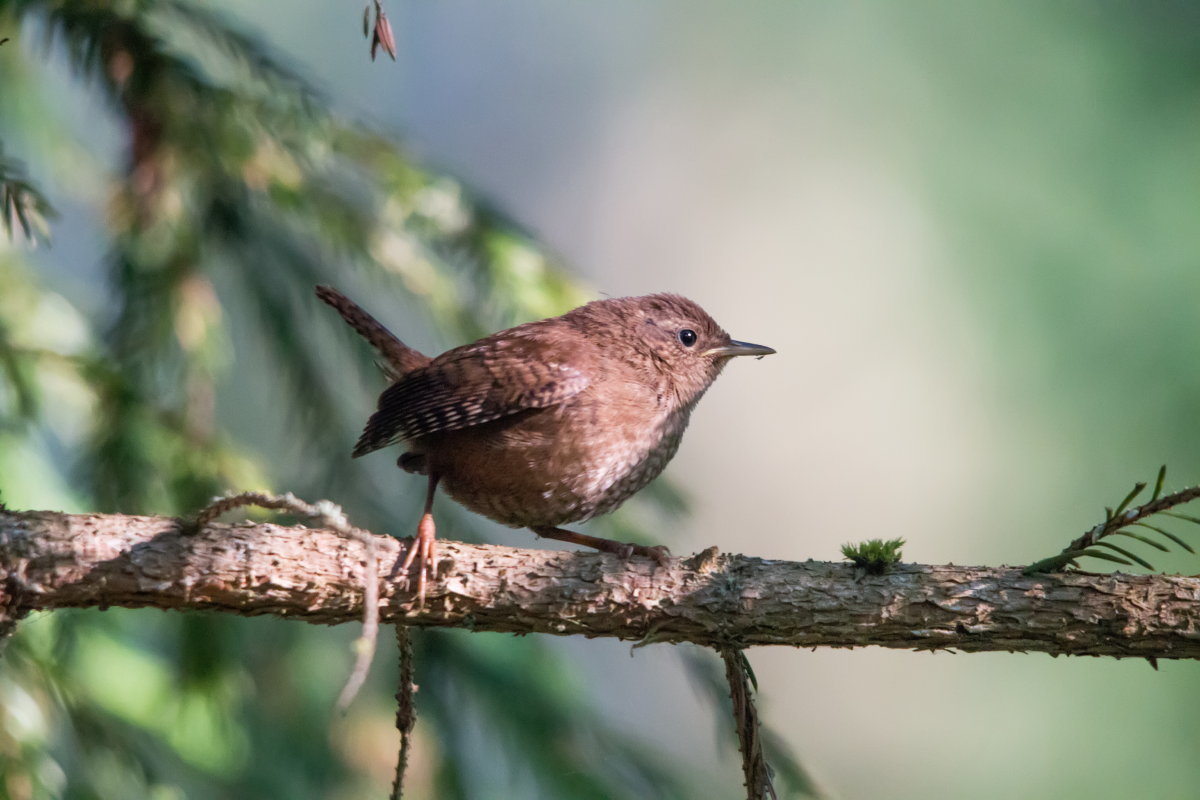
[3,1,1200,798]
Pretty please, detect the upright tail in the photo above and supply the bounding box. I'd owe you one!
[315,285,432,378]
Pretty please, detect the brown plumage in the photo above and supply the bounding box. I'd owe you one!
[316,285,774,600]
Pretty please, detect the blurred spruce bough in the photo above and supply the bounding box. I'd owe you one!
[0,3,814,798]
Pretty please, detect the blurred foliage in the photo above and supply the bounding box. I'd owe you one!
[0,2,757,798]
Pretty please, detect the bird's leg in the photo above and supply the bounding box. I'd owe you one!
[401,473,440,605]
[530,525,670,566]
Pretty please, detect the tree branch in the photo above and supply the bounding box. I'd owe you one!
[3,509,1200,659]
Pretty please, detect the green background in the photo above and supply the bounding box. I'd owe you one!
[3,2,1200,797]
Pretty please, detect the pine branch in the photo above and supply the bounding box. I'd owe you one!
[6,509,1200,660]
[722,648,776,800]
[1026,467,1200,574]
[392,625,415,800]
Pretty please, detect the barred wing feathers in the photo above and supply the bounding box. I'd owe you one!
[351,336,590,457]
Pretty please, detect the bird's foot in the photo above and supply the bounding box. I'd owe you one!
[400,513,438,606]
[614,542,672,566]
[530,526,670,566]
[625,543,671,567]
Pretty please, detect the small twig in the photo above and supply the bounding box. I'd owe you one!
[335,531,378,711]
[721,647,776,800]
[364,0,396,61]
[1026,477,1200,574]
[392,625,417,800]
[192,491,380,710]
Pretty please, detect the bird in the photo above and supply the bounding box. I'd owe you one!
[316,285,775,600]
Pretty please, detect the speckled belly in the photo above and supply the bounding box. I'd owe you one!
[421,406,690,528]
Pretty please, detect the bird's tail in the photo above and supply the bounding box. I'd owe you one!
[315,285,432,378]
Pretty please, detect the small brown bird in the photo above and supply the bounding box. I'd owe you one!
[316,286,774,598]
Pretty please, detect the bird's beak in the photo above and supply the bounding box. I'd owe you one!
[705,340,776,359]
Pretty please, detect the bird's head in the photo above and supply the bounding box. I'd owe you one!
[575,293,775,409]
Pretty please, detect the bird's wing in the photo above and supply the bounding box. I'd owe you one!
[351,334,590,456]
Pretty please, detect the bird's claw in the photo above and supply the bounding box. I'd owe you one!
[631,543,671,567]
[400,513,438,607]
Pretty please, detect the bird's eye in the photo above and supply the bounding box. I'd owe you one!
[678,328,697,347]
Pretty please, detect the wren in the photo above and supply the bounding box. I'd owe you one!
[316,285,775,598]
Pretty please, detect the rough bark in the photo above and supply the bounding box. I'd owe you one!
[3,509,1200,659]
